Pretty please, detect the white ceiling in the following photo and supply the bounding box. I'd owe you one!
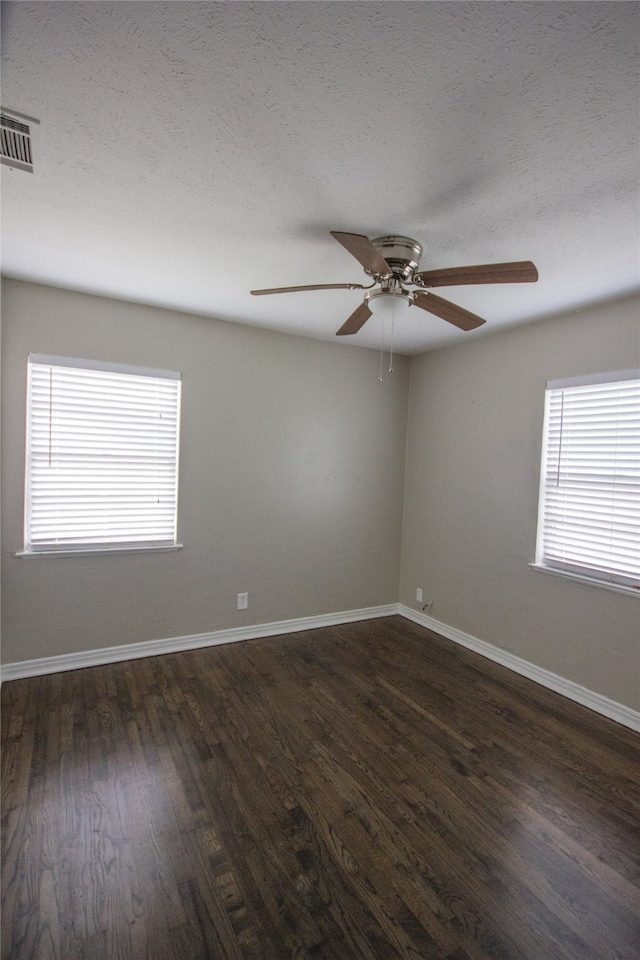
[1,1,638,354]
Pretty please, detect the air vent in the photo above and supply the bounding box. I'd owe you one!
[1,109,39,172]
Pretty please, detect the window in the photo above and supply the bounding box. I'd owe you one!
[22,355,181,556]
[533,370,640,593]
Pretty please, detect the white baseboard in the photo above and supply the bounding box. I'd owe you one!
[3,603,638,734]
[399,605,640,734]
[0,603,398,682]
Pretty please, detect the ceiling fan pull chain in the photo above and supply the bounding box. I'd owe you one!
[379,318,385,382]
[389,311,395,374]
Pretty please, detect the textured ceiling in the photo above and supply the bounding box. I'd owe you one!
[1,1,638,353]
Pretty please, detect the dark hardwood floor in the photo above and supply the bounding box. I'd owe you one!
[2,616,640,960]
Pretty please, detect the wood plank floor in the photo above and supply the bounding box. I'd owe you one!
[2,616,639,960]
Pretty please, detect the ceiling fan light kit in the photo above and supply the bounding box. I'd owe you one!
[366,287,412,320]
[250,231,538,337]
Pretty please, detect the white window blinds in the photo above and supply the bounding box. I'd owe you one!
[535,371,640,590]
[24,355,181,554]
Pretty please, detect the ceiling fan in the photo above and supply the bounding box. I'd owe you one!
[251,232,538,335]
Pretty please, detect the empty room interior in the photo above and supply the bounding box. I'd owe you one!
[1,3,639,959]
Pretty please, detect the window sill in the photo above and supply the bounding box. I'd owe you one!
[17,544,183,559]
[529,563,640,598]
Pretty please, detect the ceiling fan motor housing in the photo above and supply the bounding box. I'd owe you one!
[371,236,423,280]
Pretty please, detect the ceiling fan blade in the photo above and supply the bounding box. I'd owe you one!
[251,282,365,295]
[413,261,538,287]
[413,292,486,331]
[336,301,373,336]
[330,231,392,277]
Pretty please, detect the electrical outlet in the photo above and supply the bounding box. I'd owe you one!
[416,588,423,603]
[237,592,248,610]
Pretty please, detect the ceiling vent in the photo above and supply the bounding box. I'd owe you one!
[1,109,39,172]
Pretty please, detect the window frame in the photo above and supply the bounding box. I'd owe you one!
[531,369,640,597]
[19,354,183,558]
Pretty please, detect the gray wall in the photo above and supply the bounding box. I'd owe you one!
[1,279,409,662]
[400,294,640,711]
